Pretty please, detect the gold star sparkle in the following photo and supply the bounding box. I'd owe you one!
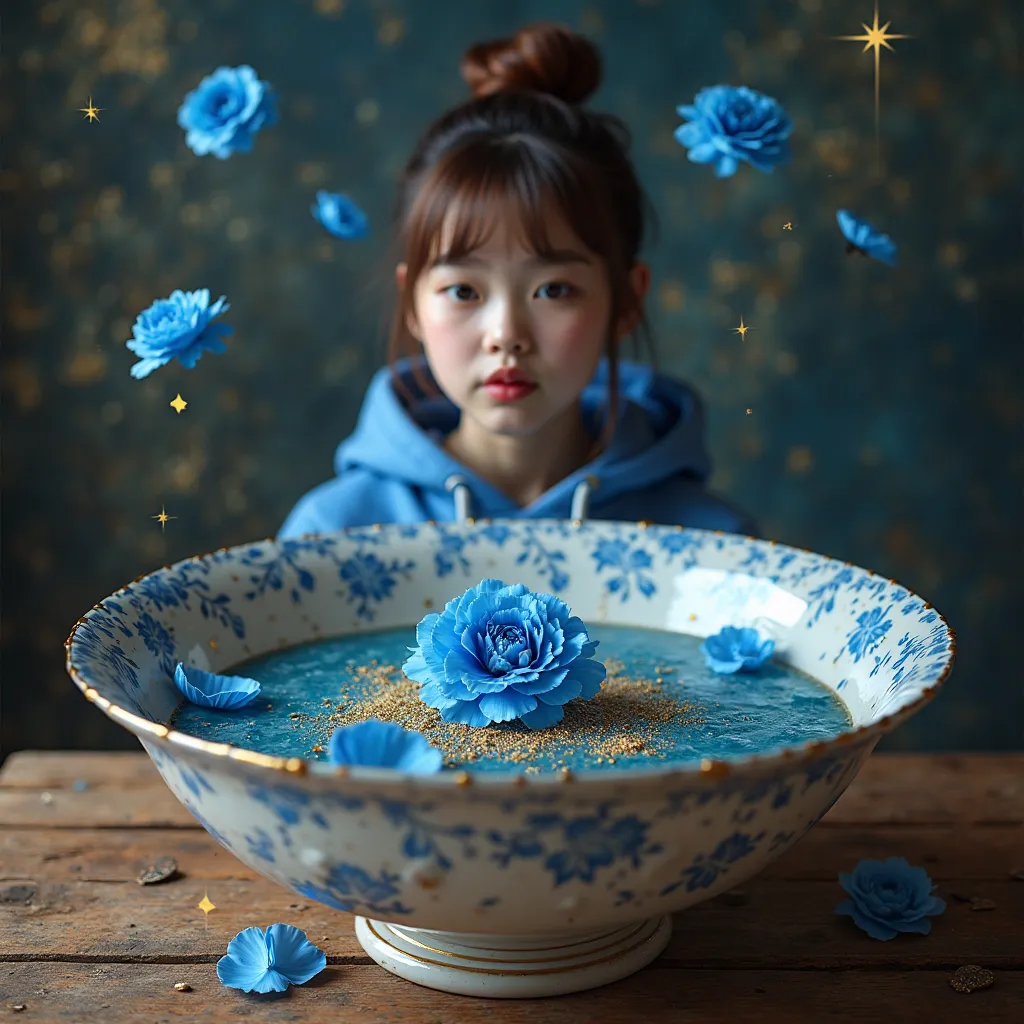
[79,97,102,122]
[732,316,753,340]
[198,891,216,916]
[783,222,793,230]
[833,3,913,171]
[151,504,177,532]
[169,393,188,414]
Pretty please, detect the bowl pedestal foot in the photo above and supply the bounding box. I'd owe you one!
[354,914,672,998]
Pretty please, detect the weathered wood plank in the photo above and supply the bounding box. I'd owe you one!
[3,752,1023,828]
[1,964,1021,1023]
[2,824,1021,884]
[0,750,152,788]
[825,754,1024,825]
[0,784,194,828]
[1,875,1020,967]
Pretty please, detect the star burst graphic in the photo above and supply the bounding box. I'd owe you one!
[833,2,913,171]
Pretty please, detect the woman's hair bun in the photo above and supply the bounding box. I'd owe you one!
[461,22,602,105]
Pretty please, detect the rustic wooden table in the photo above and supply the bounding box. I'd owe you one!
[1,751,1021,1021]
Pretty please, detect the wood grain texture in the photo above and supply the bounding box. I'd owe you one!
[1,964,1022,1023]
[2,752,1022,1022]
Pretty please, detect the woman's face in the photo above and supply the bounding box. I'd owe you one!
[398,209,647,440]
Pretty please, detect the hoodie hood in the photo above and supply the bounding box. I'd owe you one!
[334,355,712,518]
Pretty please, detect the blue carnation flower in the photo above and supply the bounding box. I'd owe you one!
[402,579,607,730]
[836,209,898,266]
[311,191,369,240]
[216,924,326,993]
[701,626,775,675]
[327,719,443,773]
[177,65,278,159]
[836,857,946,941]
[675,85,793,178]
[125,289,233,380]
[174,663,261,710]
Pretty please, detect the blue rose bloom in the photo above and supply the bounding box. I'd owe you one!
[311,191,369,240]
[125,288,233,379]
[327,719,443,773]
[177,65,278,159]
[837,209,898,266]
[701,626,775,675]
[403,579,607,730]
[836,857,946,941]
[675,85,793,178]
[217,924,326,993]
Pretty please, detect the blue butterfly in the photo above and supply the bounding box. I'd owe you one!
[836,210,897,266]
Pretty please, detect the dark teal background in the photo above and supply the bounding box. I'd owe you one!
[2,0,1021,757]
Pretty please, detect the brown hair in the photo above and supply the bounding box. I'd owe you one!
[387,22,658,450]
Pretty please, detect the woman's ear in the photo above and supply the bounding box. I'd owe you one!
[614,261,651,340]
[395,263,422,341]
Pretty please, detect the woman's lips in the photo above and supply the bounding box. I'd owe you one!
[483,381,538,402]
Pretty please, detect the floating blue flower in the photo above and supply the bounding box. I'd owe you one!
[835,857,946,941]
[311,191,369,240]
[125,289,233,380]
[216,924,326,993]
[327,719,443,773]
[174,663,261,710]
[836,210,898,266]
[402,579,607,730]
[177,65,278,159]
[675,85,793,178]
[701,626,775,675]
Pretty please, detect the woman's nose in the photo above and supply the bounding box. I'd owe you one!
[484,303,531,354]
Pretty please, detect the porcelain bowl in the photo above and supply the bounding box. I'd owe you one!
[65,520,953,998]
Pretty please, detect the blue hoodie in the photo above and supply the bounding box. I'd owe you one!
[278,356,758,537]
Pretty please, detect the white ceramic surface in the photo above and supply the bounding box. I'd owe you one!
[65,520,953,998]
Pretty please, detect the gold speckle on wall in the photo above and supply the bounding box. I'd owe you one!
[297,162,329,186]
[786,446,815,476]
[377,17,405,46]
[355,99,380,125]
[658,282,686,312]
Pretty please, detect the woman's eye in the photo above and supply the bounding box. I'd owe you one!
[536,282,574,300]
[443,284,477,302]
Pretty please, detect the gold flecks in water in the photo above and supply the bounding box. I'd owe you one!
[949,965,995,994]
[305,655,704,768]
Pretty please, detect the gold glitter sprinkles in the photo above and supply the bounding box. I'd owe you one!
[299,655,705,770]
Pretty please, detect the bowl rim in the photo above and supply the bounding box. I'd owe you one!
[64,519,956,788]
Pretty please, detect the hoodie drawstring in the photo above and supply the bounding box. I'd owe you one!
[445,473,599,523]
[444,474,473,523]
[570,475,598,521]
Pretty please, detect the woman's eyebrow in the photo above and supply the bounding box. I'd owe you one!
[429,249,592,270]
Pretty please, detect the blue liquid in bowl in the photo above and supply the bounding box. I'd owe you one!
[171,625,851,772]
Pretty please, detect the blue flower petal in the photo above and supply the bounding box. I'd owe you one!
[477,690,538,723]
[174,663,261,709]
[265,924,328,984]
[327,719,442,773]
[701,626,774,675]
[217,924,325,993]
[518,701,565,730]
[312,191,369,240]
[836,209,898,267]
